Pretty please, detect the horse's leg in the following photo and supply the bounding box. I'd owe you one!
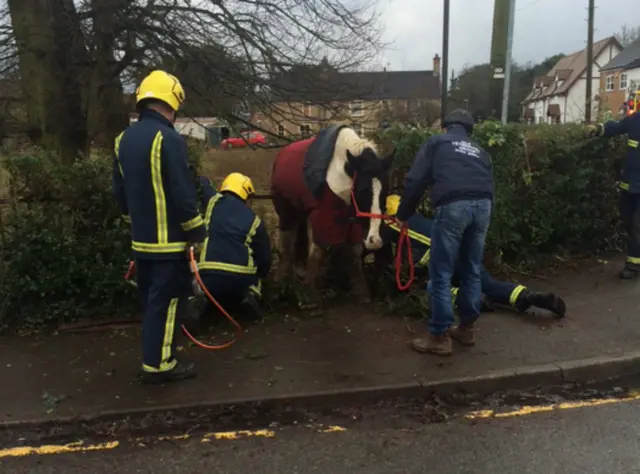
[276,229,296,283]
[303,219,325,308]
[348,243,372,304]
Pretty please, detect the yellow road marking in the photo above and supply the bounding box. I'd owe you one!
[2,424,347,458]
[318,425,347,433]
[465,393,640,420]
[0,440,119,459]
[201,429,276,442]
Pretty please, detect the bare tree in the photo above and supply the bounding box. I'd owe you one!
[0,0,384,160]
[616,24,640,47]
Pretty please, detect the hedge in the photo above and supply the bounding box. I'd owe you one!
[369,121,627,263]
[0,122,628,328]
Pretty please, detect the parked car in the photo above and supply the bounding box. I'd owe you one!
[221,131,266,149]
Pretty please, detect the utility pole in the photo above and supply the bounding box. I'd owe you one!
[500,0,516,124]
[585,0,595,123]
[441,0,450,124]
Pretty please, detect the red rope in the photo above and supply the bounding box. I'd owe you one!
[349,173,415,291]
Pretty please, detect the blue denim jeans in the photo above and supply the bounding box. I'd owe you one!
[427,199,492,335]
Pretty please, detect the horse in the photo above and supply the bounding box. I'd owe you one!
[270,125,395,305]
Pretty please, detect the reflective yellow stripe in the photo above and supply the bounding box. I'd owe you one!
[198,262,257,275]
[629,139,639,148]
[249,280,262,297]
[114,132,125,177]
[389,223,431,246]
[132,241,187,253]
[451,287,459,306]
[618,181,630,191]
[626,256,640,264]
[417,249,431,267]
[150,132,168,244]
[509,285,527,306]
[142,360,177,373]
[181,215,205,232]
[122,214,131,224]
[200,194,223,264]
[142,298,179,373]
[245,216,261,269]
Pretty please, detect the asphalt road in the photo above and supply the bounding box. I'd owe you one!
[4,394,640,474]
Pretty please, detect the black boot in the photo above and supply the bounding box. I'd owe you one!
[140,361,197,385]
[619,267,639,280]
[237,291,263,322]
[182,296,206,336]
[516,290,566,318]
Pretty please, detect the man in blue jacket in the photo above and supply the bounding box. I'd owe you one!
[587,109,640,279]
[382,194,566,320]
[112,70,206,384]
[395,109,494,356]
[196,173,272,322]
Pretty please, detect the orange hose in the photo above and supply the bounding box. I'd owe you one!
[124,249,243,351]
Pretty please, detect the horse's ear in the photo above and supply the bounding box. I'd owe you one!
[382,148,396,170]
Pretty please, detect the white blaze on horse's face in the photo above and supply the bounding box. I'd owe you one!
[364,178,384,250]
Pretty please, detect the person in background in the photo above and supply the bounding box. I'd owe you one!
[395,109,494,356]
[382,194,566,322]
[195,173,272,324]
[112,70,206,384]
[587,107,640,279]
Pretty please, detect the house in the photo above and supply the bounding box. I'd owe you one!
[598,36,640,119]
[252,55,442,137]
[522,36,622,124]
[128,114,230,145]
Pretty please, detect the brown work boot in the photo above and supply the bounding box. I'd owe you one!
[449,322,476,346]
[411,333,452,356]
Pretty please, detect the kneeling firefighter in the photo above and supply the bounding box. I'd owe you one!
[194,173,272,324]
[586,105,640,279]
[112,70,206,384]
[383,194,566,326]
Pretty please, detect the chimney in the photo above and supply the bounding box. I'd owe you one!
[433,54,441,77]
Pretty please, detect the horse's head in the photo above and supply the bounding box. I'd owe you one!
[345,147,396,251]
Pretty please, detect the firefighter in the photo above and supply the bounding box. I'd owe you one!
[112,70,206,384]
[587,100,640,279]
[196,172,271,323]
[382,195,566,342]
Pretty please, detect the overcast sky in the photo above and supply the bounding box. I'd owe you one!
[379,0,637,74]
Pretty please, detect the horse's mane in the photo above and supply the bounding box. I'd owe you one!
[338,127,379,158]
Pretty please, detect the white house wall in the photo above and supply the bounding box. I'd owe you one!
[624,67,640,93]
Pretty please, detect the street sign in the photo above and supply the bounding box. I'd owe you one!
[493,67,505,79]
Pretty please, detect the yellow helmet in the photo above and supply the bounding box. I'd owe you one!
[135,70,185,112]
[220,173,255,201]
[386,194,401,216]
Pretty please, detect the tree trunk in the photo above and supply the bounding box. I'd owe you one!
[86,0,130,150]
[9,0,89,163]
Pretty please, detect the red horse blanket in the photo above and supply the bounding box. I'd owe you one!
[271,135,364,247]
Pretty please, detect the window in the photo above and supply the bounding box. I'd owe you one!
[299,124,311,136]
[605,75,615,91]
[349,101,364,117]
[620,73,628,90]
[277,125,285,137]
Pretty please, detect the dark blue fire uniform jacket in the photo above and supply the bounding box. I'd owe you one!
[598,113,640,270]
[112,108,206,259]
[197,178,272,301]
